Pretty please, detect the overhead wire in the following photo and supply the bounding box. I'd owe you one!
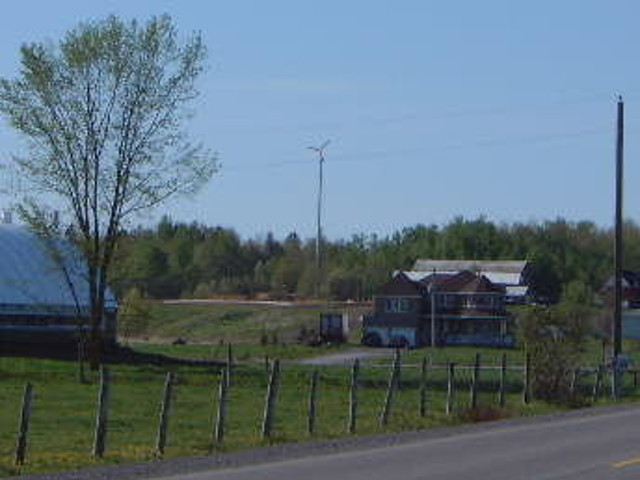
[222,125,630,173]
[215,92,640,174]
[215,91,632,136]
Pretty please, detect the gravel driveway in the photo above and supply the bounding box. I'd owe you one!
[298,348,395,366]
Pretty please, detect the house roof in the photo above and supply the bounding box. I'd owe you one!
[413,259,528,275]
[482,272,523,286]
[438,270,504,294]
[0,224,116,316]
[603,270,640,289]
[405,270,504,294]
[505,285,530,297]
[396,270,431,282]
[400,269,521,286]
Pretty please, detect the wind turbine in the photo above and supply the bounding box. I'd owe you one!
[308,140,330,298]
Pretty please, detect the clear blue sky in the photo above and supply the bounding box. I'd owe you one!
[1,0,638,241]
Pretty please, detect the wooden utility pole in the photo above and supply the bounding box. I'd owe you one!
[430,268,437,348]
[613,96,624,360]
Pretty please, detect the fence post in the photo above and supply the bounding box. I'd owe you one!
[226,344,233,387]
[569,368,579,397]
[592,365,603,402]
[14,382,33,466]
[522,353,531,405]
[261,359,281,439]
[213,368,229,448]
[93,366,111,458]
[611,365,621,401]
[156,372,175,457]
[446,362,455,415]
[395,348,403,388]
[307,369,319,435]
[470,353,480,409]
[348,360,359,433]
[419,356,428,417]
[498,353,507,408]
[380,349,401,426]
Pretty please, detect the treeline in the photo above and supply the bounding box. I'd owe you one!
[111,216,640,303]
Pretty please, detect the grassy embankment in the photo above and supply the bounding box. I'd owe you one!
[1,350,559,478]
[124,300,362,346]
[2,301,640,477]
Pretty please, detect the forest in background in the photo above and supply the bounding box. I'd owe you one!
[111,216,640,305]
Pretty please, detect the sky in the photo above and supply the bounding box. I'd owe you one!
[0,0,639,241]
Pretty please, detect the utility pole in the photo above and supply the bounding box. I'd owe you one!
[430,268,437,348]
[308,140,330,298]
[613,96,624,360]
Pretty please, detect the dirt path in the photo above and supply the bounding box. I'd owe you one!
[298,348,394,366]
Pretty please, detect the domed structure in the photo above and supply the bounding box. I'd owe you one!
[0,224,118,346]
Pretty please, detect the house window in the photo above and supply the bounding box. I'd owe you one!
[442,294,458,309]
[385,297,411,313]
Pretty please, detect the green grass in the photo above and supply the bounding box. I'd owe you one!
[128,302,344,344]
[129,341,351,362]
[4,343,639,478]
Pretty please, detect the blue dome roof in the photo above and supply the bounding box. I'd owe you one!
[0,225,116,316]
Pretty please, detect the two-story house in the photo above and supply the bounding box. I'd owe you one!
[362,270,513,348]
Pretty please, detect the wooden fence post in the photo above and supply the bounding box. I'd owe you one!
[395,348,402,388]
[307,369,319,435]
[611,365,621,401]
[213,368,229,448]
[569,368,579,397]
[470,353,480,410]
[592,365,603,402]
[498,353,507,408]
[379,350,401,426]
[226,344,233,387]
[522,353,531,405]
[446,362,455,415]
[156,372,175,457]
[93,366,111,458]
[348,360,359,433]
[261,359,281,439]
[14,383,33,466]
[419,356,428,417]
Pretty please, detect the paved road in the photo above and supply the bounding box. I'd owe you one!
[153,406,640,480]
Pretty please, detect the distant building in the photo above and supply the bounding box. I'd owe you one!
[362,270,514,348]
[0,224,118,348]
[601,270,640,308]
[412,259,533,305]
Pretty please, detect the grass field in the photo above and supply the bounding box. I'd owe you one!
[2,341,640,478]
[124,301,360,345]
[4,299,640,477]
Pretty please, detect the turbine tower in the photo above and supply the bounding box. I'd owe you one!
[308,140,330,298]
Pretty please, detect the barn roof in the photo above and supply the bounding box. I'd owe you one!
[413,259,528,275]
[0,224,116,316]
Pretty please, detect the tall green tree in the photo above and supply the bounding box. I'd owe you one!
[0,15,217,365]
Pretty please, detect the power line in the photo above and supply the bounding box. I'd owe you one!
[223,125,624,173]
[214,92,636,136]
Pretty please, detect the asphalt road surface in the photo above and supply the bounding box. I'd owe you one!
[152,406,640,480]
